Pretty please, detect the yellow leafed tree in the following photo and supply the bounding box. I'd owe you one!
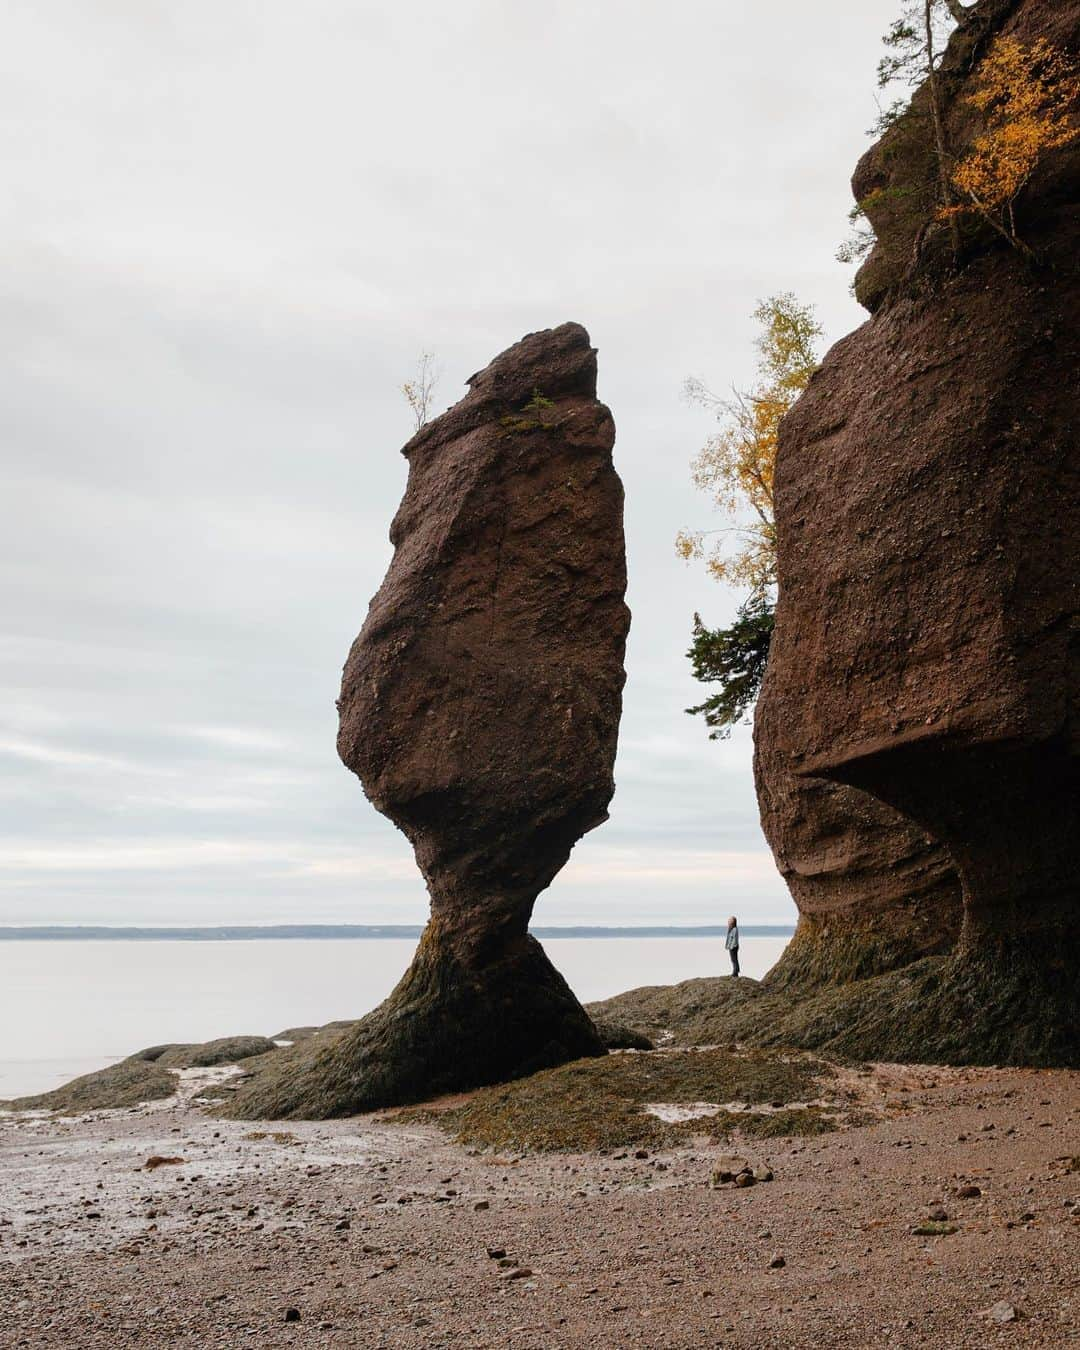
[401,351,440,431]
[945,37,1080,252]
[676,294,821,596]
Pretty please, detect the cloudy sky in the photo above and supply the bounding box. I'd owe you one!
[2,0,900,929]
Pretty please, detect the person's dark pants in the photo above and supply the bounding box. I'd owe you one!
[729,947,739,977]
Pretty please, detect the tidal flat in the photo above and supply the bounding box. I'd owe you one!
[1,1046,1076,1348]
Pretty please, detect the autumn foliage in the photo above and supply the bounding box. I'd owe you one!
[678,295,821,737]
[676,294,821,596]
[944,37,1080,250]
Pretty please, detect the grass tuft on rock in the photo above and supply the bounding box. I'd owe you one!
[397,1047,836,1152]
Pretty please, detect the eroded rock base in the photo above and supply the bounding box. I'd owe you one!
[762,909,959,990]
[755,943,1077,1068]
[221,927,605,1120]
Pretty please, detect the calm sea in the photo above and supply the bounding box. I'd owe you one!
[0,933,790,1099]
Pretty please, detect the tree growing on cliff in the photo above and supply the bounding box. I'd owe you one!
[677,294,821,737]
[402,351,440,431]
[840,0,971,265]
[676,293,820,594]
[685,594,774,740]
[943,37,1080,254]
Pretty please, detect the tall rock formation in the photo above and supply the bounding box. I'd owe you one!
[755,0,1078,1063]
[231,323,629,1117]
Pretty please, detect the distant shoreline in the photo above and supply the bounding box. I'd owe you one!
[0,924,796,942]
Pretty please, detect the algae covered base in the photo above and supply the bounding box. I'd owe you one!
[591,935,1079,1070]
[220,926,605,1120]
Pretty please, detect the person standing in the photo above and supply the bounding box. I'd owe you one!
[725,915,740,977]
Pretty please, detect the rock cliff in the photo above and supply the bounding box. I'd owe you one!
[227,323,629,1118]
[755,0,1078,1063]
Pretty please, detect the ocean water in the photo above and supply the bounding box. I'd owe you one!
[0,934,790,1099]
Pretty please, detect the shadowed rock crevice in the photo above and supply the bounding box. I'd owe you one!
[756,771,962,989]
[224,323,629,1119]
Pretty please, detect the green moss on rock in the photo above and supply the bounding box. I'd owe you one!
[762,911,956,990]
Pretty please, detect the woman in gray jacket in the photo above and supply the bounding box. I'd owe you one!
[725,915,740,977]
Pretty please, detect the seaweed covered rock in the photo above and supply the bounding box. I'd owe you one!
[225,323,629,1119]
[591,1019,655,1052]
[590,962,1072,1068]
[755,0,1079,1065]
[2,1057,177,1114]
[147,1037,279,1069]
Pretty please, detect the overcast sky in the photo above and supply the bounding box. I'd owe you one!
[2,1,900,928]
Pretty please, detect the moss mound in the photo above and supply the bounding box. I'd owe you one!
[591,1019,654,1051]
[5,1034,284,1116]
[2,1057,177,1114]
[398,1047,835,1152]
[147,1036,279,1069]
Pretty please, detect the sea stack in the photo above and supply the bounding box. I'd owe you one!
[755,0,1078,1063]
[235,323,628,1116]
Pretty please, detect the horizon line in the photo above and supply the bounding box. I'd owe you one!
[0,922,796,941]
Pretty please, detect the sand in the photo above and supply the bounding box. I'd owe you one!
[1,1058,1077,1348]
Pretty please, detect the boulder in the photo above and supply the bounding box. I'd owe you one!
[591,1019,655,1051]
[227,323,629,1117]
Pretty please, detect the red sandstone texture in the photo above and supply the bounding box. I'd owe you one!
[338,322,628,953]
[755,0,1078,1055]
[224,325,628,1118]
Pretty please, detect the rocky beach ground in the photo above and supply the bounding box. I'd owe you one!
[1,1054,1076,1349]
